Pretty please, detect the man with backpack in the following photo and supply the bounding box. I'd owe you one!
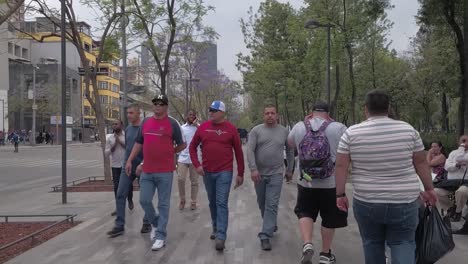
[12,131,20,153]
[288,101,347,264]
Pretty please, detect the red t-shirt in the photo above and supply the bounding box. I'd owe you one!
[136,116,184,173]
[189,121,245,177]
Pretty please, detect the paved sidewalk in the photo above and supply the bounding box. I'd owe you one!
[3,176,468,264]
[0,142,100,153]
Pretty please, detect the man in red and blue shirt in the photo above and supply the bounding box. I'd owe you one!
[126,94,186,251]
[189,100,244,251]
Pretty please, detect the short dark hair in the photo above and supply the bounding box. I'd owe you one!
[365,90,389,115]
[127,103,141,112]
[264,104,277,111]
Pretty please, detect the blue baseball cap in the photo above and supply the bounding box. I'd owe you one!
[209,101,226,112]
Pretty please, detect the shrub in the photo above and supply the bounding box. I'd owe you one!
[420,133,459,155]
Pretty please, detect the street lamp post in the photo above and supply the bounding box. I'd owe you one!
[305,19,334,106]
[0,99,4,132]
[31,64,39,146]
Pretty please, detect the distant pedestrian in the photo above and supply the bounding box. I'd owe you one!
[177,109,200,210]
[288,101,347,264]
[334,90,437,264]
[126,94,186,251]
[107,104,150,238]
[247,104,294,251]
[105,120,126,216]
[12,131,19,152]
[45,132,51,144]
[0,131,4,146]
[189,100,245,251]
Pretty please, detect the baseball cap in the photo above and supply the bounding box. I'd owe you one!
[152,94,169,105]
[312,101,329,112]
[209,101,226,112]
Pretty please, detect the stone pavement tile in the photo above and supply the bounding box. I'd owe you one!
[6,177,468,264]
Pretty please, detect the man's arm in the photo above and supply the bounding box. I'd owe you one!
[189,130,202,169]
[246,128,258,172]
[104,136,112,156]
[413,151,434,191]
[285,133,295,173]
[335,153,351,195]
[445,151,460,172]
[233,126,245,177]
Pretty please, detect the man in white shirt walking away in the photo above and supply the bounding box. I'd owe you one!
[178,110,200,210]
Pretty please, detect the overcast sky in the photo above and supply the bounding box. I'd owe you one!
[49,0,420,81]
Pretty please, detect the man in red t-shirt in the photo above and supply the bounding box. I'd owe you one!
[126,94,186,251]
[189,100,244,251]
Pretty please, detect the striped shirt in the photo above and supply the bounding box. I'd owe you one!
[337,116,424,204]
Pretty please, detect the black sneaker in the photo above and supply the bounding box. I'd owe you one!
[215,239,225,251]
[274,226,278,233]
[319,250,336,264]
[210,227,216,240]
[301,243,314,264]
[111,211,117,216]
[260,239,272,251]
[128,200,134,210]
[107,227,124,238]
[140,223,151,233]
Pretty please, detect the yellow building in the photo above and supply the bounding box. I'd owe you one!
[18,19,121,129]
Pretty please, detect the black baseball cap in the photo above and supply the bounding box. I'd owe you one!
[152,94,169,105]
[312,101,329,112]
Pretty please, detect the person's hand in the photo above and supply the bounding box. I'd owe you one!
[251,170,261,184]
[285,172,293,183]
[421,189,438,206]
[125,161,132,176]
[135,164,143,176]
[336,196,349,212]
[234,176,244,189]
[196,166,205,176]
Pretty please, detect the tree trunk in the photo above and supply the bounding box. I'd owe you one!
[342,0,357,124]
[330,64,341,119]
[441,92,449,132]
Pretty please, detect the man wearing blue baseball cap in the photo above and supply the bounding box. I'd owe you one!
[189,100,245,251]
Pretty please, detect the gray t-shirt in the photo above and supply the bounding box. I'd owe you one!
[247,124,294,175]
[288,117,347,188]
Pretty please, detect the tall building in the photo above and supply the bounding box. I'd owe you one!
[0,0,28,132]
[9,18,121,134]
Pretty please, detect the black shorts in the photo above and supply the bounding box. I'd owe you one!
[294,185,348,229]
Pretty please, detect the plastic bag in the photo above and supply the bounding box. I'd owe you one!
[415,206,455,264]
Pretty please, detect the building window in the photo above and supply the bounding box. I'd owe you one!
[111,97,120,106]
[84,106,91,116]
[14,45,20,57]
[72,79,78,93]
[112,110,120,119]
[99,95,108,104]
[98,81,108,90]
[22,48,29,59]
[111,84,119,92]
[8,43,13,54]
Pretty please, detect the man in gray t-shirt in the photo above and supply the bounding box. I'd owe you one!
[288,101,347,264]
[247,105,294,251]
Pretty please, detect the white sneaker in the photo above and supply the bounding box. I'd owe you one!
[150,226,157,241]
[151,239,165,251]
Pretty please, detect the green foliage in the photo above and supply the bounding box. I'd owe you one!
[420,133,459,154]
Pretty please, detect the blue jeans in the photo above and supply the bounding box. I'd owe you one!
[353,199,419,264]
[203,171,233,240]
[139,172,174,241]
[115,170,148,229]
[255,173,283,239]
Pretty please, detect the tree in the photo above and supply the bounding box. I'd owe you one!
[130,0,215,96]
[21,0,123,183]
[418,0,465,135]
[0,0,25,25]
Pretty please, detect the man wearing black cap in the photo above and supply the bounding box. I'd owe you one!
[126,94,186,251]
[288,101,347,264]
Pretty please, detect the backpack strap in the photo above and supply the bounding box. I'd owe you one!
[317,120,333,133]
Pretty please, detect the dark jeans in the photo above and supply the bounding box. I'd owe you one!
[353,199,419,264]
[112,167,132,202]
[115,169,148,229]
[203,171,233,241]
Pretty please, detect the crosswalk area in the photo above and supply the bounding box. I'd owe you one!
[0,158,103,169]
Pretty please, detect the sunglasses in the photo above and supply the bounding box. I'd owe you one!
[208,108,220,113]
[153,102,167,106]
